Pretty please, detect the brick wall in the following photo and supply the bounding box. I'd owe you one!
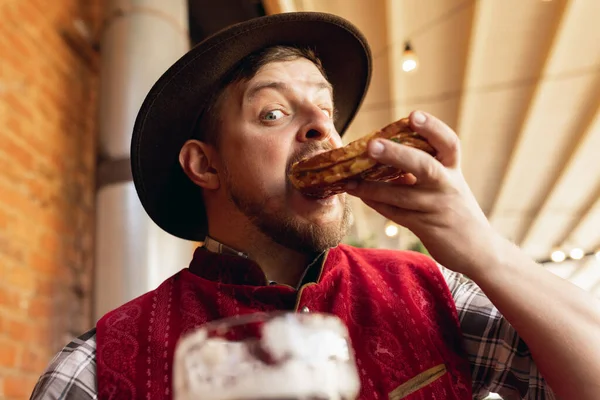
[0,1,102,398]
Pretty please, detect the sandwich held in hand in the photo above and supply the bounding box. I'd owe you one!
[289,118,437,198]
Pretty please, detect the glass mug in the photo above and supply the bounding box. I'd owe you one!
[173,312,360,400]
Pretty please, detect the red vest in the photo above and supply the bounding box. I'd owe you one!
[96,244,472,399]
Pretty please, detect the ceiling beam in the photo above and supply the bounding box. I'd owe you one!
[520,103,600,258]
[559,194,600,254]
[384,0,407,123]
[454,1,567,216]
[454,0,483,135]
[487,0,578,242]
[563,255,598,282]
[453,0,497,214]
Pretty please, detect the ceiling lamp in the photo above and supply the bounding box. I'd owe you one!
[384,221,399,238]
[550,249,566,263]
[402,41,419,73]
[595,250,600,260]
[569,248,584,260]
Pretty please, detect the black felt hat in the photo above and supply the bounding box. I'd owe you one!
[131,12,372,241]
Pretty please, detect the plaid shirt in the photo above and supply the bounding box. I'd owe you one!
[30,265,556,400]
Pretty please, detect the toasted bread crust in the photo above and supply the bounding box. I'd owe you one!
[291,118,412,172]
[288,118,436,198]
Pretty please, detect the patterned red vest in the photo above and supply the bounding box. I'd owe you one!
[96,244,472,399]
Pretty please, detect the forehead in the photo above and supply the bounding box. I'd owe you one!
[253,58,327,81]
[236,58,332,99]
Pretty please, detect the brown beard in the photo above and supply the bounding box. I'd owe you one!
[223,148,353,255]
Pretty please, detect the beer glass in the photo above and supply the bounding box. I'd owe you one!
[173,312,360,400]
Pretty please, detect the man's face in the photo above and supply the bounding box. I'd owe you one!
[215,58,352,254]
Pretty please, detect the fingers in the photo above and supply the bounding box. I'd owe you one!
[347,181,438,212]
[408,110,461,168]
[361,199,419,231]
[389,173,417,186]
[362,199,405,220]
[367,138,445,185]
[364,110,460,184]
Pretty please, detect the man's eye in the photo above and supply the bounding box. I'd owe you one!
[320,106,335,119]
[262,110,285,121]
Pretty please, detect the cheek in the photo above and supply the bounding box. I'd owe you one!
[225,140,289,190]
[219,115,292,191]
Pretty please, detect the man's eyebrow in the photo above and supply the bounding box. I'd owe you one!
[246,80,333,101]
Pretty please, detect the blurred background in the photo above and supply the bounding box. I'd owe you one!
[0,0,599,398]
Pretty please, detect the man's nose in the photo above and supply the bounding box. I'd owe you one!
[296,106,335,143]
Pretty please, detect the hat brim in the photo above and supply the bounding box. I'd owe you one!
[131,12,372,242]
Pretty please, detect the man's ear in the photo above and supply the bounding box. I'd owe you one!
[179,140,220,190]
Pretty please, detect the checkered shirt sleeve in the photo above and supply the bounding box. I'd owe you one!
[439,265,558,399]
[30,328,97,400]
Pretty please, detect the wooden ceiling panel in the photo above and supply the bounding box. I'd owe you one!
[489,73,600,242]
[543,0,600,76]
[387,0,469,35]
[343,108,393,143]
[393,3,474,99]
[456,1,567,214]
[569,257,600,293]
[396,97,461,132]
[521,106,600,258]
[562,197,600,253]
[294,0,388,48]
[460,86,533,214]
[489,0,600,244]
[461,0,565,88]
[545,260,579,281]
[385,0,473,130]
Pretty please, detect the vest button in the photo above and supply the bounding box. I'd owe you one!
[301,306,310,313]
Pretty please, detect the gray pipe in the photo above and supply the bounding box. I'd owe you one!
[94,0,193,321]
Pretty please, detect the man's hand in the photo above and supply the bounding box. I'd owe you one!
[345,110,500,276]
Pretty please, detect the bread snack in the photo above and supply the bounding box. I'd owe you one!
[289,118,437,198]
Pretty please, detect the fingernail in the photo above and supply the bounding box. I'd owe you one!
[412,111,426,125]
[369,140,384,156]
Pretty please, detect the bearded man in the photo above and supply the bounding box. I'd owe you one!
[31,12,600,400]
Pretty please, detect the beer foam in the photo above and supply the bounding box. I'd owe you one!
[173,313,360,400]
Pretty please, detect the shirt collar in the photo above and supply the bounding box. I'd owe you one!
[190,236,327,288]
[203,236,250,259]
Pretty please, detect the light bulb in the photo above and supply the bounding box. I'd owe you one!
[402,59,417,72]
[550,250,566,263]
[384,222,399,238]
[569,248,584,260]
[402,42,418,73]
